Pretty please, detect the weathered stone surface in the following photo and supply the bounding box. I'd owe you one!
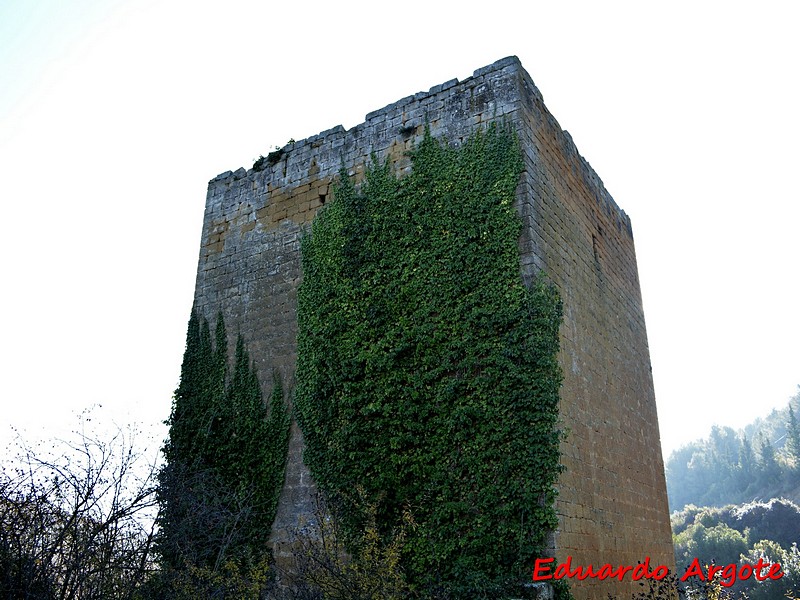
[191,56,673,598]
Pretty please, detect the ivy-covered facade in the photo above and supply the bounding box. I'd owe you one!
[295,124,564,597]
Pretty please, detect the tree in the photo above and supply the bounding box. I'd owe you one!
[741,540,800,600]
[155,312,290,587]
[666,442,720,509]
[667,391,800,511]
[756,434,782,489]
[737,434,756,492]
[0,416,159,599]
[786,405,800,463]
[673,521,748,573]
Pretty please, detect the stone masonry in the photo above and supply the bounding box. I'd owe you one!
[191,56,674,598]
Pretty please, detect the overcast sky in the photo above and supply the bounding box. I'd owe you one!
[1,0,798,462]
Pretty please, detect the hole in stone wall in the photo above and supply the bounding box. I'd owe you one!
[319,193,327,205]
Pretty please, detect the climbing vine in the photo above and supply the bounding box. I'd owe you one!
[295,123,564,597]
[156,312,290,582]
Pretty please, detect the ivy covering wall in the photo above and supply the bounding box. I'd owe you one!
[156,312,290,580]
[295,124,564,597]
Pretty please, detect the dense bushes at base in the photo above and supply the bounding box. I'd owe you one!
[672,498,800,553]
[671,499,800,600]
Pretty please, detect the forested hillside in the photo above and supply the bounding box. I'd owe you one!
[665,388,800,599]
[666,388,800,511]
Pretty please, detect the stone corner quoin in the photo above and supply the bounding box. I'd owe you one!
[191,55,673,598]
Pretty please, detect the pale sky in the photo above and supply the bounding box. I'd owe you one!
[1,0,798,462]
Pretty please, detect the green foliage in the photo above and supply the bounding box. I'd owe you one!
[671,499,800,600]
[606,573,735,600]
[674,522,748,568]
[756,434,781,489]
[787,405,800,463]
[734,498,800,549]
[295,123,564,597]
[287,490,412,600]
[742,540,800,600]
[253,155,268,171]
[138,555,272,599]
[666,389,800,511]
[156,311,290,576]
[672,499,800,558]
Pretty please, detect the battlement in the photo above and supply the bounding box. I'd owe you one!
[203,56,630,238]
[192,56,672,598]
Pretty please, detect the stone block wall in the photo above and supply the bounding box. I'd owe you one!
[513,64,674,596]
[191,56,673,598]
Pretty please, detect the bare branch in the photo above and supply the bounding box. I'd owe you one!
[0,411,161,599]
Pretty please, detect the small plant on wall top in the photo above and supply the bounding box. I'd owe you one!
[295,122,565,598]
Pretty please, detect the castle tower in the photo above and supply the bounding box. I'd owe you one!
[192,56,673,597]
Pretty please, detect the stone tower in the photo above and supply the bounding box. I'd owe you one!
[191,56,673,597]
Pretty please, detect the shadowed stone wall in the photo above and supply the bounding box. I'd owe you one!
[191,56,673,598]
